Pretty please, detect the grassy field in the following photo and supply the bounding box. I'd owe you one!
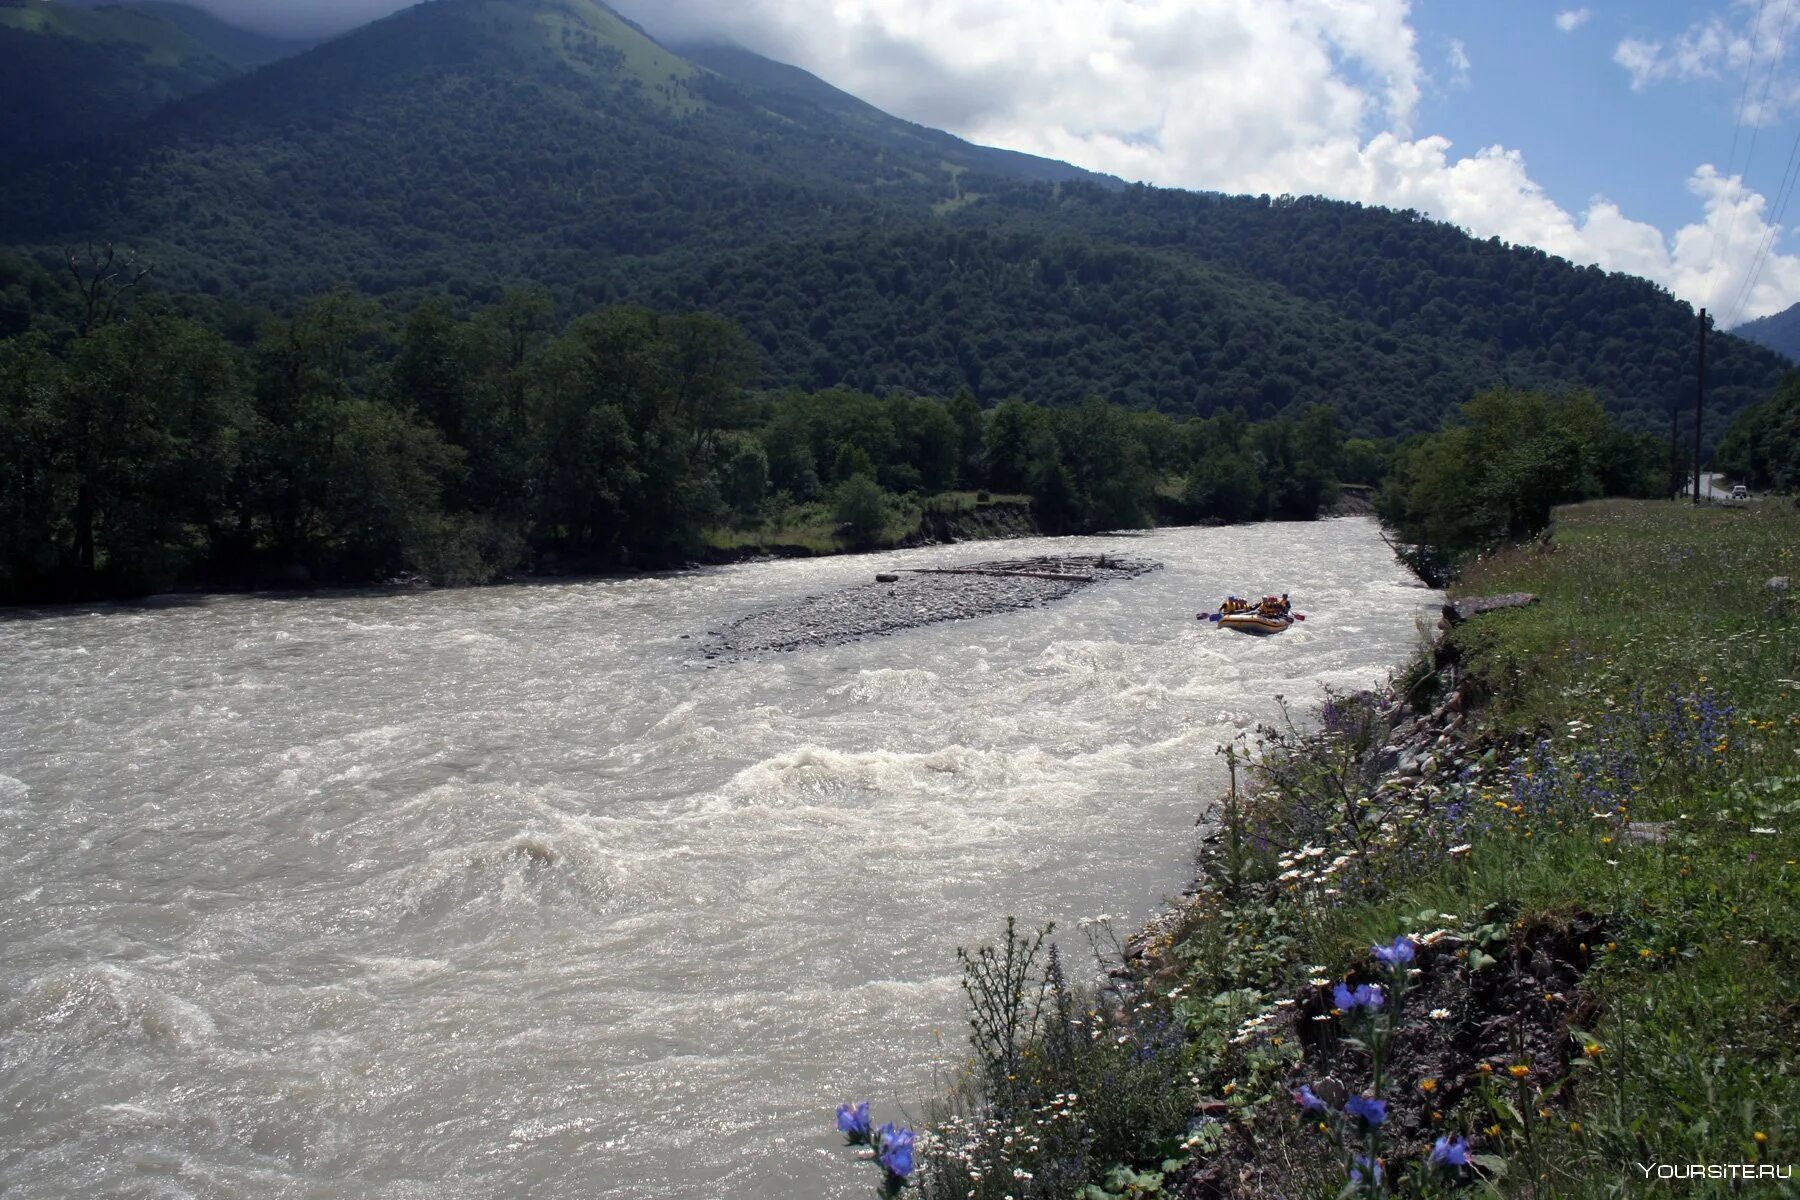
[899,499,1798,1199]
[1298,499,1800,1192]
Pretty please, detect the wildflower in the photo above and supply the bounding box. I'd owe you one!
[1429,1008,1452,1020]
[1430,1134,1471,1168]
[1293,1084,1330,1114]
[1755,1131,1769,1144]
[836,1100,872,1142]
[1351,1155,1385,1187]
[1345,1095,1388,1127]
[1583,1042,1604,1059]
[1486,1123,1502,1137]
[1569,1121,1582,1133]
[1333,982,1385,1012]
[1508,1064,1531,1079]
[1373,935,1416,967]
[873,1124,918,1180]
[1477,1063,1493,1076]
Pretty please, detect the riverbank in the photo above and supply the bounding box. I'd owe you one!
[698,493,1040,563]
[914,499,1797,1199]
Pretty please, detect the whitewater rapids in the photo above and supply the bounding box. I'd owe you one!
[0,519,1436,1198]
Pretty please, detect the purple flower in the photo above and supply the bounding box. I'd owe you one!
[1334,982,1385,1012]
[1345,1095,1387,1127]
[1293,1084,1330,1114]
[1430,1134,1471,1168]
[835,1100,871,1142]
[876,1123,916,1179]
[1373,936,1415,967]
[1351,1155,1384,1187]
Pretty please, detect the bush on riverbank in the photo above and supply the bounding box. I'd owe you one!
[1378,390,1668,585]
[881,499,1797,1198]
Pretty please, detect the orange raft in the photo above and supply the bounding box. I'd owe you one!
[1198,595,1300,635]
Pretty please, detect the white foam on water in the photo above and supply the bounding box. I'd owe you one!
[0,520,1435,1199]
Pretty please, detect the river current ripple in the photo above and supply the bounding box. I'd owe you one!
[0,520,1436,1199]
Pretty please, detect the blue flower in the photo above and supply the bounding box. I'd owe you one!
[836,1100,871,1142]
[1334,982,1385,1012]
[1345,1095,1387,1127]
[1351,1155,1384,1187]
[1293,1084,1330,1114]
[876,1123,916,1179]
[1373,935,1416,967]
[1430,1134,1471,1167]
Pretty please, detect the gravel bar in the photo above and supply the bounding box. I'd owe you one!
[709,554,1160,654]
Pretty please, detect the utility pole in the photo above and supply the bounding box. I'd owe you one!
[1693,307,1707,505]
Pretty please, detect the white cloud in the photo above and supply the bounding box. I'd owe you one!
[1446,38,1471,89]
[1612,0,1798,122]
[1555,9,1592,34]
[617,0,1800,321]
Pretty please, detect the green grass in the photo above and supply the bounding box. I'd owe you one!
[707,490,1033,555]
[920,490,1031,514]
[1272,499,1800,1193]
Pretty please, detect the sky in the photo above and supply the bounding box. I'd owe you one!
[160,0,1800,326]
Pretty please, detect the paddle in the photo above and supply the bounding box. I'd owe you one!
[1199,611,1307,622]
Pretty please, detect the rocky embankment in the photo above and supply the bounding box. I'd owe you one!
[709,554,1159,654]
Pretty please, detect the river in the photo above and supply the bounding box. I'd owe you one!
[0,519,1435,1199]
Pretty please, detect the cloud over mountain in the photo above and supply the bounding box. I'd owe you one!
[145,0,1800,320]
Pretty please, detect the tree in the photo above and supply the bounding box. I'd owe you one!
[948,387,986,488]
[833,473,888,546]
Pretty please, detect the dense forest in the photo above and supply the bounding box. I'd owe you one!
[2,0,1788,609]
[0,266,1365,603]
[1717,373,1800,493]
[0,0,305,164]
[1,0,1786,442]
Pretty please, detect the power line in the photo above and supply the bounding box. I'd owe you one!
[1725,119,1800,325]
[1705,0,1788,311]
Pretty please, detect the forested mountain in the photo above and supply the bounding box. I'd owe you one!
[1731,301,1800,365]
[0,0,308,163]
[0,0,1789,438]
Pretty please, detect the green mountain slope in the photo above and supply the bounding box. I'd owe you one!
[1730,302,1800,365]
[0,0,1785,436]
[675,39,1120,189]
[0,0,307,162]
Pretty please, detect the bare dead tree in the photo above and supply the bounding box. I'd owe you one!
[64,242,153,338]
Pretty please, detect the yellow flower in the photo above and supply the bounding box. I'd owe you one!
[1420,1079,1437,1093]
[1509,1064,1532,1079]
[1755,1131,1769,1145]
[1223,1083,1236,1096]
[1477,1063,1493,1076]
[1584,1042,1604,1059]
[1486,1124,1502,1138]
[1569,1121,1582,1134]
